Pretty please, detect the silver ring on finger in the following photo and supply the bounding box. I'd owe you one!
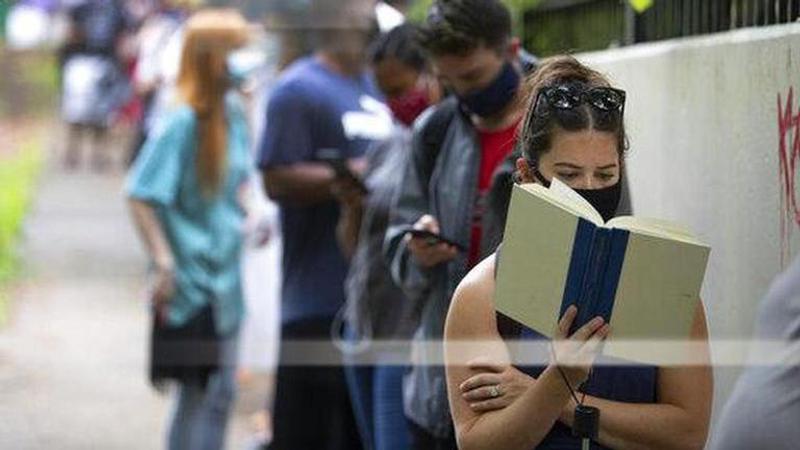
[489,385,501,398]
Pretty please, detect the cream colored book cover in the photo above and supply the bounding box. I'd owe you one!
[495,183,710,364]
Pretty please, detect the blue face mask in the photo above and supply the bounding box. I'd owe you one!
[458,61,520,118]
[226,48,265,88]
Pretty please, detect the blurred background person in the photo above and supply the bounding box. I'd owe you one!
[332,22,441,450]
[4,0,62,50]
[708,253,800,450]
[125,9,252,450]
[126,0,193,165]
[256,0,391,448]
[229,23,290,450]
[375,0,406,32]
[60,0,133,170]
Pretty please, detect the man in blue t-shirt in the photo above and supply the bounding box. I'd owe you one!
[257,2,392,448]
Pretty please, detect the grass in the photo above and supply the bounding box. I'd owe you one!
[0,46,54,325]
[0,141,42,326]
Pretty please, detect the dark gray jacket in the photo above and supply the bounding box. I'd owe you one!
[382,95,520,437]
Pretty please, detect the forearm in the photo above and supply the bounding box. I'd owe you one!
[560,395,708,450]
[457,366,572,450]
[336,206,363,259]
[262,163,334,206]
[128,199,173,269]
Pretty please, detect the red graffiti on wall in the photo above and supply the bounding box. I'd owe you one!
[778,87,800,267]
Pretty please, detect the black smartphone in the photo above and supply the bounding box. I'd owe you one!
[317,148,369,195]
[401,226,466,252]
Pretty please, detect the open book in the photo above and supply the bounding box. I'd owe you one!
[494,179,710,364]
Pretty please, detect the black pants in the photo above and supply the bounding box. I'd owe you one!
[408,419,457,450]
[267,317,362,450]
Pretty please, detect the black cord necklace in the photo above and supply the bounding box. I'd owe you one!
[552,351,600,450]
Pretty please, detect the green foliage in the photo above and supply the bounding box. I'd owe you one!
[628,0,653,13]
[407,0,433,23]
[523,1,625,57]
[0,1,8,41]
[503,0,542,18]
[404,0,627,57]
[0,143,42,325]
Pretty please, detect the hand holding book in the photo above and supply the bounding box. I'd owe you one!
[550,305,610,387]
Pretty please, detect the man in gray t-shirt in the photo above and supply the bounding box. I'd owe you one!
[708,256,800,450]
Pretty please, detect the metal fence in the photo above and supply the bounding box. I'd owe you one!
[523,0,800,56]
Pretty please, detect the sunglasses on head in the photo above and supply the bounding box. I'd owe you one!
[535,85,626,116]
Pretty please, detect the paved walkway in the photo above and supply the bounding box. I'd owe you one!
[0,152,266,449]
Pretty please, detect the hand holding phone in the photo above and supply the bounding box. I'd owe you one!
[402,215,462,268]
[402,227,466,252]
[317,148,369,195]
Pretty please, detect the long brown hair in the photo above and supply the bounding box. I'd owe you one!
[175,9,248,196]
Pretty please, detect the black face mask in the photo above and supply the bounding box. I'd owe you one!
[458,61,520,118]
[532,166,622,222]
[573,182,622,223]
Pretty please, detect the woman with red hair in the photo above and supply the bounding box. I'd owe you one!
[126,9,252,450]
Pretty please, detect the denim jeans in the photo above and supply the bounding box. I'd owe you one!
[167,336,238,450]
[345,360,410,450]
[343,320,411,450]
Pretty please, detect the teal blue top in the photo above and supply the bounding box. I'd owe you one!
[126,94,252,336]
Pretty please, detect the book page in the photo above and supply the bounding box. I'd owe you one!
[603,232,709,364]
[519,183,602,226]
[549,178,604,225]
[607,216,706,246]
[494,185,584,337]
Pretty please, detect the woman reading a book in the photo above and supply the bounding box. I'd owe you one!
[443,56,712,450]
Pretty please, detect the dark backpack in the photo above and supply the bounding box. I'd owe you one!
[416,97,459,182]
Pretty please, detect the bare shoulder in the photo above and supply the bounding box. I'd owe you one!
[446,253,499,339]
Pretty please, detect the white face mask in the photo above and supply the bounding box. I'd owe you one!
[226,40,271,87]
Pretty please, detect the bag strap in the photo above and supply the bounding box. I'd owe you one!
[417,98,459,181]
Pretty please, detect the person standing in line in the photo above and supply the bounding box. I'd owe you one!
[127,0,192,165]
[382,1,538,447]
[708,254,800,450]
[126,9,252,450]
[383,2,635,447]
[331,23,441,450]
[257,1,392,448]
[61,0,132,170]
[443,55,713,450]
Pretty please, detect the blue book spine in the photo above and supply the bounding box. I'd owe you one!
[560,218,597,330]
[561,224,630,335]
[595,228,629,325]
[575,228,611,333]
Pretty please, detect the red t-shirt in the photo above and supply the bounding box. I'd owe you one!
[468,120,520,267]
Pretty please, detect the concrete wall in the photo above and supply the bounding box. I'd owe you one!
[581,23,800,424]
